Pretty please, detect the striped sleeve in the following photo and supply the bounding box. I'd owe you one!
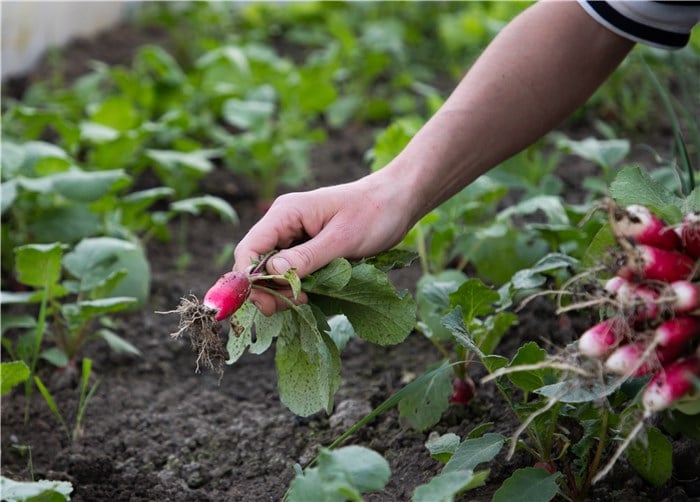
[577,1,700,50]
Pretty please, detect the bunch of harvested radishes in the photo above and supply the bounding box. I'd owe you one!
[577,204,699,413]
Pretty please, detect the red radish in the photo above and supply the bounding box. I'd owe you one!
[604,277,661,321]
[605,317,699,375]
[578,318,629,358]
[617,245,696,282]
[449,376,476,406]
[605,343,658,376]
[613,204,680,250]
[642,356,700,412]
[202,271,252,321]
[669,280,700,313]
[534,461,557,474]
[607,277,700,318]
[604,276,629,295]
[655,316,700,347]
[679,212,700,258]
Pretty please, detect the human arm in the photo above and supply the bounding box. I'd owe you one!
[233,0,635,315]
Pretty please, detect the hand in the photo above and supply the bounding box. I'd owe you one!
[233,172,417,315]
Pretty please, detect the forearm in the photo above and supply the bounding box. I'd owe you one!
[377,0,634,225]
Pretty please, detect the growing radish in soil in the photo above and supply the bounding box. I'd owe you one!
[449,376,476,406]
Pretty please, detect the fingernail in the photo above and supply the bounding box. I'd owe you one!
[269,256,291,274]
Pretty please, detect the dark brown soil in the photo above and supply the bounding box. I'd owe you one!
[2,16,699,502]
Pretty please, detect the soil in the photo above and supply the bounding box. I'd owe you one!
[2,17,699,502]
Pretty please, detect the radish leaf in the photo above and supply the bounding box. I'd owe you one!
[306,259,416,346]
[275,305,340,416]
[492,467,561,502]
[626,426,672,487]
[398,361,453,431]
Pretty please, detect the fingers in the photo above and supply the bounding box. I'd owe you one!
[266,222,355,277]
[232,190,330,275]
[230,177,411,315]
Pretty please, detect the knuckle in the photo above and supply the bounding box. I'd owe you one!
[290,245,318,271]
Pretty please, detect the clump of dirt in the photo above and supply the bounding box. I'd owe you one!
[158,295,227,379]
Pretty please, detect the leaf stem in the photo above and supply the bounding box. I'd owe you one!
[251,250,278,275]
[581,407,609,498]
[25,277,50,423]
[251,284,298,309]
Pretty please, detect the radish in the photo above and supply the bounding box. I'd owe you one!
[604,277,661,321]
[612,204,680,250]
[606,277,699,317]
[654,316,700,347]
[642,356,700,412]
[578,318,629,358]
[604,343,660,376]
[669,280,700,313]
[203,271,252,321]
[604,276,629,296]
[449,376,476,406]
[617,245,697,282]
[604,317,699,375]
[679,212,700,258]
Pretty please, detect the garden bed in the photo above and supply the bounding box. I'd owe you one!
[2,5,699,502]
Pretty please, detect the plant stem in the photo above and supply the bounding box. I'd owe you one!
[580,407,609,500]
[25,279,50,423]
[252,284,297,309]
[414,225,429,275]
[251,250,278,275]
[542,403,560,461]
[73,358,100,441]
[427,336,452,362]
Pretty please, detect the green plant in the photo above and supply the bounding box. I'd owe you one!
[198,43,334,205]
[1,240,140,422]
[0,476,73,502]
[407,275,517,428]
[164,253,416,416]
[34,358,100,442]
[286,445,391,501]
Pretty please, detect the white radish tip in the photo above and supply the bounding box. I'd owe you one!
[605,345,641,375]
[202,299,219,313]
[604,276,629,295]
[671,281,699,312]
[642,387,670,412]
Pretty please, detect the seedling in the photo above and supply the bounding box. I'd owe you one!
[34,358,100,442]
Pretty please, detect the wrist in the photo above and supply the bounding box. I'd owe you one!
[363,157,428,231]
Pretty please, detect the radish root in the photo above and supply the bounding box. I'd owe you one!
[158,294,227,380]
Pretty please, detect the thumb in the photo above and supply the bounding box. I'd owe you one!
[267,233,342,278]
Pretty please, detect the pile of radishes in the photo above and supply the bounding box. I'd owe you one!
[578,205,699,413]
